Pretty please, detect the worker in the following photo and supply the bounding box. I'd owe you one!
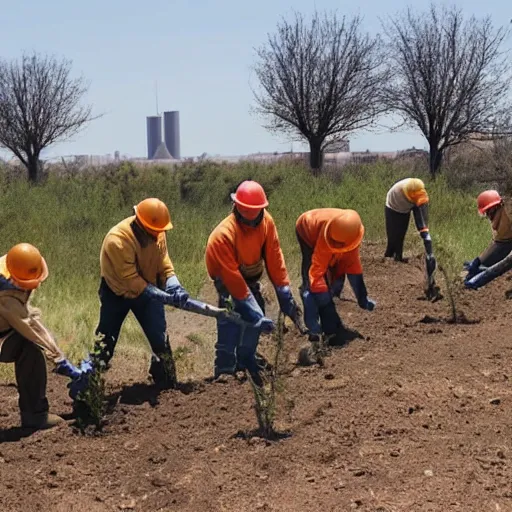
[0,243,86,430]
[384,178,434,263]
[205,180,302,385]
[464,190,512,280]
[296,208,376,345]
[91,198,191,390]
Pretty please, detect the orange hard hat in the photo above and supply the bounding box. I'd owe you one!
[477,190,502,215]
[3,243,49,290]
[134,198,173,232]
[231,181,269,210]
[324,210,365,253]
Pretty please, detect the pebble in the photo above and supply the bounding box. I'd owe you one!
[118,499,136,510]
[490,398,501,405]
[424,469,434,477]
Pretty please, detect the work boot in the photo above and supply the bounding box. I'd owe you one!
[247,369,264,388]
[21,412,64,430]
[149,353,178,390]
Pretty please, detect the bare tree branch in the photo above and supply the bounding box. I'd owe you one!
[0,52,98,181]
[253,11,387,171]
[382,4,512,176]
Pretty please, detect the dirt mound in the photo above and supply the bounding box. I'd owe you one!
[2,247,512,511]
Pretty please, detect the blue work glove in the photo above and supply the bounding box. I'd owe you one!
[420,231,433,256]
[300,288,322,335]
[275,285,299,318]
[347,274,375,311]
[236,293,275,333]
[67,357,95,400]
[141,282,188,308]
[465,269,495,290]
[54,359,81,380]
[365,298,376,311]
[463,257,481,278]
[164,276,190,308]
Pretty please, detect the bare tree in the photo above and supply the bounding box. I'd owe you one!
[0,52,96,182]
[253,12,385,172]
[382,4,511,176]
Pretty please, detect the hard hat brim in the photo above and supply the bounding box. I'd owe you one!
[0,255,49,290]
[478,199,502,215]
[133,206,173,232]
[324,221,365,253]
[230,193,269,209]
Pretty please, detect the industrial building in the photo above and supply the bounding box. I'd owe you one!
[146,111,181,160]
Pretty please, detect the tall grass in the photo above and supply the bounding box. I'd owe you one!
[0,160,492,377]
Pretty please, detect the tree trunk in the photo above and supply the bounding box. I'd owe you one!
[27,156,41,183]
[309,139,324,174]
[428,144,443,178]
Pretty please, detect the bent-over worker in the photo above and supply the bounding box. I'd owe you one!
[296,208,375,345]
[384,178,434,263]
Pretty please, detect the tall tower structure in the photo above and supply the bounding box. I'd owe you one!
[163,111,180,160]
[146,116,162,160]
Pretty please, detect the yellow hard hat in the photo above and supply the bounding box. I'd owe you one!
[403,178,427,203]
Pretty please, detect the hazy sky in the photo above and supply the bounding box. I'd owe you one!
[1,0,510,159]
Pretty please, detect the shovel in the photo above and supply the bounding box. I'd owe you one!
[424,254,442,301]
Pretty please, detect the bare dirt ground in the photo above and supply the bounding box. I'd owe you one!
[2,244,512,512]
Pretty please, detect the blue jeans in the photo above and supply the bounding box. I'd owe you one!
[296,230,342,336]
[95,279,176,388]
[214,279,266,379]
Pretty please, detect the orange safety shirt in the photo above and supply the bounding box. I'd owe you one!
[296,209,363,294]
[205,211,290,300]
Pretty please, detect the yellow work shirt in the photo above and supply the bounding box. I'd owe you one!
[100,216,175,299]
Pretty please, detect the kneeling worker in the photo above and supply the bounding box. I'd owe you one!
[0,243,85,430]
[464,190,512,280]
